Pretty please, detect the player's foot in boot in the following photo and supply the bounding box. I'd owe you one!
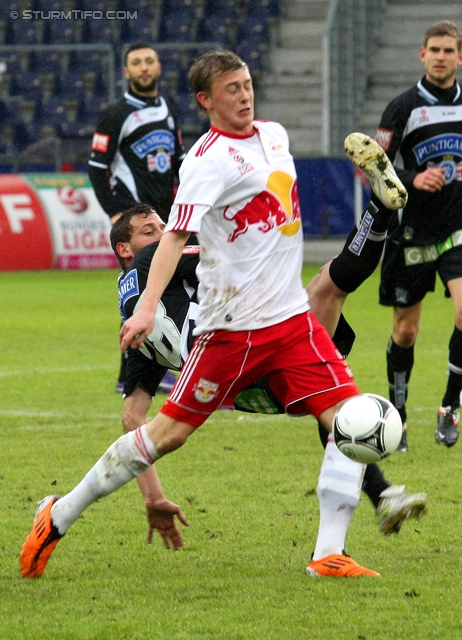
[306,552,380,577]
[20,496,63,578]
[435,406,460,447]
[376,485,427,536]
[344,132,408,210]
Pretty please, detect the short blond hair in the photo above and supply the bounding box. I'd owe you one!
[188,50,247,113]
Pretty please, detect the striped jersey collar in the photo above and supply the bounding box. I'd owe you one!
[124,89,161,109]
[417,76,461,105]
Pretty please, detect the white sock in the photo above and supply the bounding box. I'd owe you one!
[312,435,365,560]
[51,425,158,534]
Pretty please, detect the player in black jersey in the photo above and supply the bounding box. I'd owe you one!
[89,42,186,395]
[88,43,185,224]
[376,21,462,450]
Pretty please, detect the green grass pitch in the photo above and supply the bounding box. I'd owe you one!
[1,266,461,639]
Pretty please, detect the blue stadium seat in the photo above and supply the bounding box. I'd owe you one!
[40,96,66,125]
[161,0,195,15]
[35,51,63,75]
[203,0,240,20]
[246,0,280,18]
[9,19,44,44]
[59,71,86,99]
[81,95,108,123]
[119,19,154,44]
[119,0,153,20]
[236,15,270,45]
[82,19,117,44]
[174,91,205,135]
[12,70,42,100]
[196,14,231,45]
[235,39,264,72]
[44,20,77,45]
[158,11,195,43]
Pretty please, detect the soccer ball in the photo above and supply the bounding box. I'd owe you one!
[333,393,403,464]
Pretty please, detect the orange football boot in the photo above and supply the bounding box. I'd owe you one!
[306,553,380,577]
[20,496,63,578]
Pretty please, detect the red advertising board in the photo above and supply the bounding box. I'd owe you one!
[0,175,53,270]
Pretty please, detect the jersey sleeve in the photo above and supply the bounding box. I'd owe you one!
[88,105,127,216]
[376,92,418,188]
[88,105,122,170]
[165,151,225,233]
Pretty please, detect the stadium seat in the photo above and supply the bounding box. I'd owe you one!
[174,91,206,135]
[161,0,196,16]
[235,39,265,73]
[12,70,42,100]
[40,96,66,126]
[158,11,195,43]
[245,0,281,18]
[119,19,154,45]
[196,14,232,45]
[44,20,77,45]
[59,71,86,99]
[119,0,153,21]
[203,0,240,20]
[82,19,117,44]
[35,51,64,76]
[236,15,270,45]
[81,95,108,124]
[9,19,44,45]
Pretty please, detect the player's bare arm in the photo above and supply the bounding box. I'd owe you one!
[140,464,189,548]
[413,167,446,192]
[120,229,191,351]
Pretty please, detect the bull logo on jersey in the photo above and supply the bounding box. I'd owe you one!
[223,171,301,242]
[193,378,219,403]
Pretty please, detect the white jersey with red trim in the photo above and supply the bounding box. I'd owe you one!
[164,120,309,334]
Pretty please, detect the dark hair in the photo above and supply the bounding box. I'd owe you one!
[123,43,158,66]
[189,49,247,113]
[110,203,157,267]
[423,21,462,51]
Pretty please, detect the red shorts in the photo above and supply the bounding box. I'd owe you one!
[161,311,359,427]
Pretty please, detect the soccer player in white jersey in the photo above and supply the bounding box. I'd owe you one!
[21,51,410,579]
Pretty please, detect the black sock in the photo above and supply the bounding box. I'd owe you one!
[442,326,462,409]
[362,464,390,508]
[387,338,414,424]
[329,202,388,293]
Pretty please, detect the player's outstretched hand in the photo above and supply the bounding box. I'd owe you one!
[146,498,189,549]
[120,309,155,352]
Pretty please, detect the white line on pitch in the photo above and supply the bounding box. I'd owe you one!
[0,364,114,377]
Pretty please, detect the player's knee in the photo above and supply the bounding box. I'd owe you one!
[122,410,144,433]
[393,325,418,348]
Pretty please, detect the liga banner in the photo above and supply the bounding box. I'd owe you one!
[26,174,118,270]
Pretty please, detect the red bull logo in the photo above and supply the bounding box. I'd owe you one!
[224,171,301,242]
[193,378,220,403]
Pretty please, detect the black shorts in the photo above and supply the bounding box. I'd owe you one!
[123,347,168,398]
[379,241,462,307]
